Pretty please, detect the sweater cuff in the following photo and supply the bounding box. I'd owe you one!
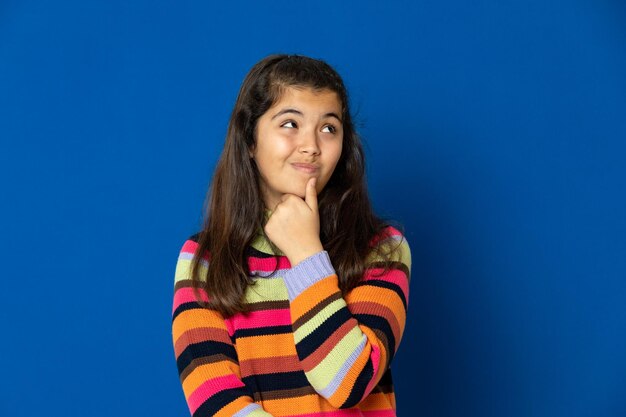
[283,251,336,300]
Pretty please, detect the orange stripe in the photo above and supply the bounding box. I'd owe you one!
[182,361,241,397]
[357,391,394,411]
[253,392,395,416]
[214,398,258,417]
[261,394,339,416]
[346,286,406,325]
[172,308,227,341]
[291,275,339,322]
[235,334,297,359]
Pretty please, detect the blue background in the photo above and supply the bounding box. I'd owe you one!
[1,1,625,416]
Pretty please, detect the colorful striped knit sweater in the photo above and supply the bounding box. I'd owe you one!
[172,226,411,417]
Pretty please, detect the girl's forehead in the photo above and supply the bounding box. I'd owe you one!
[270,86,342,112]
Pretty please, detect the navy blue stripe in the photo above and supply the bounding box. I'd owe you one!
[177,340,238,376]
[192,386,252,417]
[368,368,394,393]
[353,313,396,358]
[296,306,352,360]
[379,367,393,387]
[341,357,375,408]
[172,301,204,322]
[354,280,407,311]
[243,371,309,394]
[233,325,292,339]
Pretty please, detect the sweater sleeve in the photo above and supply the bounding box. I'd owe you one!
[172,239,275,417]
[282,227,411,409]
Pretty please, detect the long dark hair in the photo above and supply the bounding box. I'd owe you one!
[191,54,397,317]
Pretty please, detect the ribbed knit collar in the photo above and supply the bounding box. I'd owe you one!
[249,209,284,256]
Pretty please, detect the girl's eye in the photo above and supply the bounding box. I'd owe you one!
[281,121,297,129]
[321,124,337,134]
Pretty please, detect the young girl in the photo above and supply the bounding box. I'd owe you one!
[172,54,411,417]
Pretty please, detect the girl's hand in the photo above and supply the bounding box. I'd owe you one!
[264,177,324,266]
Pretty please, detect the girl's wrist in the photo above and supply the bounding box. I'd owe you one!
[287,243,324,266]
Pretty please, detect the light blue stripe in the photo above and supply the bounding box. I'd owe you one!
[283,251,335,300]
[249,267,290,278]
[318,333,368,398]
[178,252,208,268]
[233,403,262,417]
[384,234,403,243]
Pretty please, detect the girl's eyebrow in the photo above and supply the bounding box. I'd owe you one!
[271,108,342,123]
[271,108,302,120]
[323,112,343,123]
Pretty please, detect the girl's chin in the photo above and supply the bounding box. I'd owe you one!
[287,189,306,198]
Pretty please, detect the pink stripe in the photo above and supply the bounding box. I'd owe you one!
[248,255,292,272]
[292,407,395,417]
[172,287,209,314]
[181,239,210,261]
[363,269,409,303]
[229,308,291,329]
[187,374,245,414]
[363,343,382,398]
[369,227,402,246]
[291,410,366,417]
[385,226,402,237]
[362,410,396,417]
[181,239,198,254]
[224,316,235,337]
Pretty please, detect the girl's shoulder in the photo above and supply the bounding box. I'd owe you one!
[177,232,209,263]
[367,225,412,271]
[369,225,408,247]
[187,232,201,243]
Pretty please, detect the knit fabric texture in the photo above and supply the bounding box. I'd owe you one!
[172,226,411,417]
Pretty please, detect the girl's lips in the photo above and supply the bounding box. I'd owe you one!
[291,163,319,174]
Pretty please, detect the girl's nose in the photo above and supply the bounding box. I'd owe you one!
[298,130,320,156]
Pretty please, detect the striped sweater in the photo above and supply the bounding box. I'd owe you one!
[172,226,411,417]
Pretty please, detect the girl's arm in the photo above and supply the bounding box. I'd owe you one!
[283,228,411,409]
[172,239,275,417]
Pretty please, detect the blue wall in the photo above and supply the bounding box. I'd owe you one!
[1,1,625,416]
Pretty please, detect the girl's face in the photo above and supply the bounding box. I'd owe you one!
[252,86,344,209]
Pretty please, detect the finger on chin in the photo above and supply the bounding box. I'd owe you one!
[305,177,318,210]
